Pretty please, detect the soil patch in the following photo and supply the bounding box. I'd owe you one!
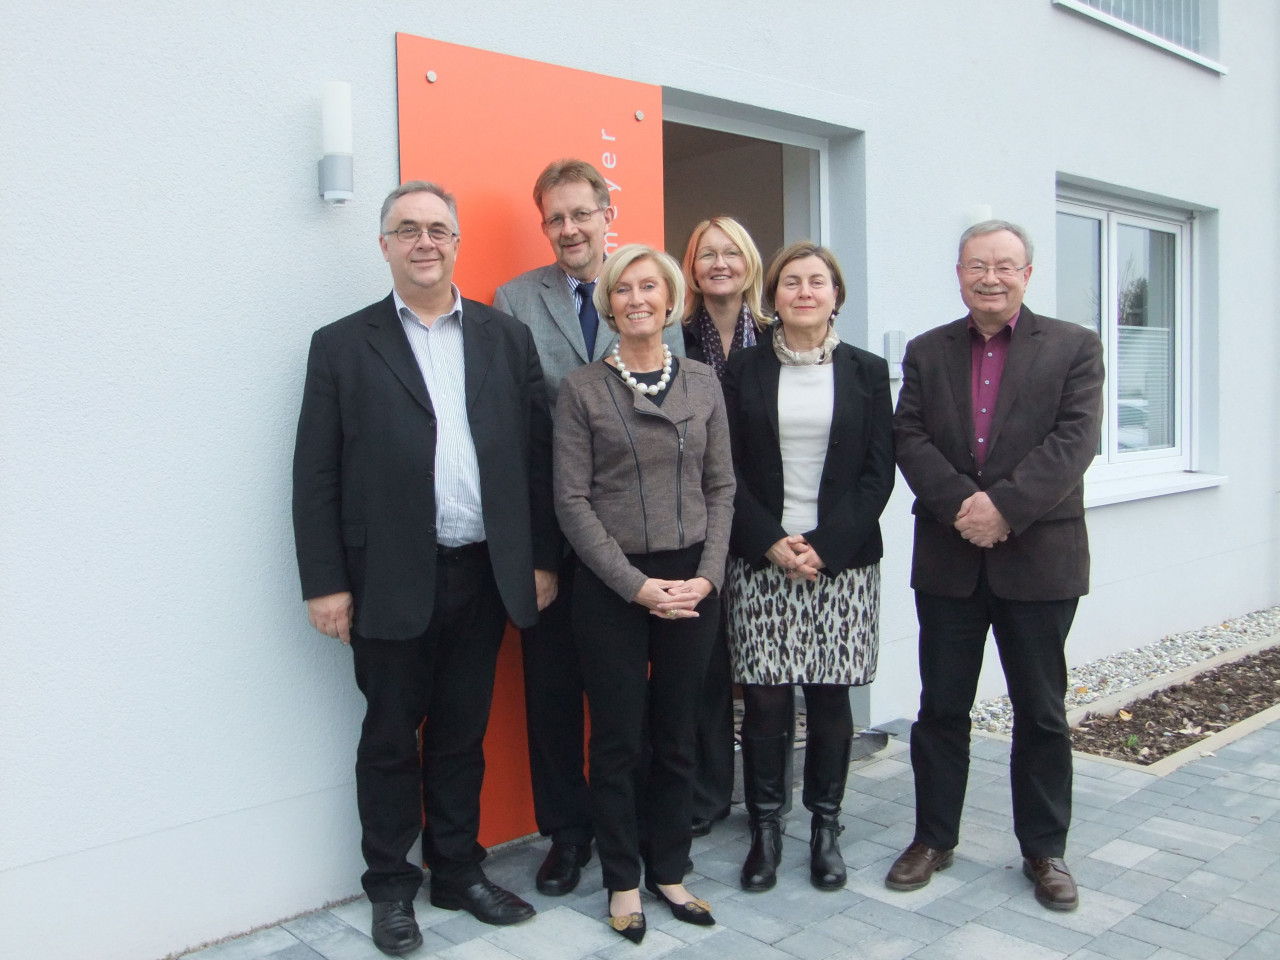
[1070,644,1280,765]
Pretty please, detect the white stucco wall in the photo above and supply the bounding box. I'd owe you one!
[2,2,1276,958]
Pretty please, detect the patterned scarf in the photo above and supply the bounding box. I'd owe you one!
[772,323,841,366]
[695,302,757,380]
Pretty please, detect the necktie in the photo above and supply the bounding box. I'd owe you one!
[577,281,599,359]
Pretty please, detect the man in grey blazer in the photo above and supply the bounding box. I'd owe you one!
[493,159,683,895]
[887,220,1103,912]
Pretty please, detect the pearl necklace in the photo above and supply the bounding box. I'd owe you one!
[612,343,673,397]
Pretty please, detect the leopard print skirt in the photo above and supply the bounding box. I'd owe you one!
[725,558,879,685]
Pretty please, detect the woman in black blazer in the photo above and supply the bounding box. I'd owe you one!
[722,241,895,893]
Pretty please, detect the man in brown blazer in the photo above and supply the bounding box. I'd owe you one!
[886,220,1103,911]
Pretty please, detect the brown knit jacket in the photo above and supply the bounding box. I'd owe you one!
[553,358,735,601]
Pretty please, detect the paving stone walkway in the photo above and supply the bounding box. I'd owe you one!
[184,718,1280,960]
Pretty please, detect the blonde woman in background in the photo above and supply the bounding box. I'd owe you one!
[678,216,767,837]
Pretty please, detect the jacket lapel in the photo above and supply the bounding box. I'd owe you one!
[462,300,495,412]
[943,319,978,464]
[759,347,781,446]
[365,294,435,416]
[636,379,694,424]
[829,345,856,443]
[538,266,591,365]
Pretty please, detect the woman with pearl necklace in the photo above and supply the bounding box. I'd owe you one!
[553,244,736,944]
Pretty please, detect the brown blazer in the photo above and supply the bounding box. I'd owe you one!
[893,308,1104,601]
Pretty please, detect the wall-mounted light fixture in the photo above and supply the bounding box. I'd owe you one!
[318,81,353,204]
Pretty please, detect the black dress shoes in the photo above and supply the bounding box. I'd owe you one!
[430,876,536,925]
[370,900,423,956]
[536,840,592,895]
[690,808,729,837]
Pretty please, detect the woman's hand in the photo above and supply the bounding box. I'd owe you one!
[653,576,712,618]
[766,535,808,573]
[634,577,709,619]
[788,541,825,581]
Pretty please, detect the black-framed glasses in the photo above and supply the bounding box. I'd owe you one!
[384,225,459,244]
[960,260,1028,278]
[541,208,605,231]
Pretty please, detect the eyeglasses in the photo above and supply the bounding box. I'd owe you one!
[960,260,1028,278]
[696,249,744,263]
[542,208,605,231]
[384,225,459,245]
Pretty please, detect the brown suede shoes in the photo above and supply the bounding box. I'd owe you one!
[1023,857,1079,911]
[884,842,955,891]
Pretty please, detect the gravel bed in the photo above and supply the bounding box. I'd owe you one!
[970,604,1280,734]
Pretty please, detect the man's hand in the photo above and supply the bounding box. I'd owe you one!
[954,492,1011,548]
[307,591,354,644]
[534,569,558,611]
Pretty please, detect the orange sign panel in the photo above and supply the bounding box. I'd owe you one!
[395,33,665,845]
[396,32,665,305]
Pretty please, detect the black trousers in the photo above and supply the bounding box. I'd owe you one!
[351,543,507,901]
[519,556,592,844]
[910,564,1078,859]
[690,611,736,821]
[573,544,718,891]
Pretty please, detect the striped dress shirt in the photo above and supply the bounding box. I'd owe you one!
[394,287,486,547]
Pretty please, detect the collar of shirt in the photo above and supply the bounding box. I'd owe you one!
[564,271,592,297]
[392,285,464,329]
[562,259,606,298]
[966,308,1020,340]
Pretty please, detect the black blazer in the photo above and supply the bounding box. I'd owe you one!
[722,339,895,575]
[292,293,557,639]
[893,307,1103,601]
[682,320,710,366]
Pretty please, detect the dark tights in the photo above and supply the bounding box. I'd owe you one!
[741,684,853,741]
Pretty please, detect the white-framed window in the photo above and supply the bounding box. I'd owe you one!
[1052,0,1225,73]
[1056,194,1196,486]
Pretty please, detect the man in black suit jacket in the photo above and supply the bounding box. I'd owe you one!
[293,181,558,954]
[887,221,1103,912]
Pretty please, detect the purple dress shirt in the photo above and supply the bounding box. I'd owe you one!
[968,311,1019,471]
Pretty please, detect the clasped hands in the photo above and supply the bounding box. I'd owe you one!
[767,535,824,581]
[634,576,713,619]
[954,491,1010,548]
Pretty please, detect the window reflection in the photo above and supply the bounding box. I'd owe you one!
[1116,225,1176,452]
